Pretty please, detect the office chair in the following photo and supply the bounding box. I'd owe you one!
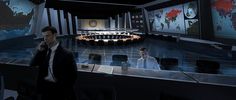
[161,58,178,65]
[154,57,178,70]
[116,40,123,45]
[110,55,128,66]
[96,40,104,46]
[88,54,102,65]
[107,40,114,45]
[88,40,95,46]
[125,39,131,45]
[196,60,220,74]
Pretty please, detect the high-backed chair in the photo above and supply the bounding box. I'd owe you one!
[88,54,102,65]
[96,40,104,46]
[160,58,178,70]
[116,40,123,45]
[132,38,139,43]
[125,39,131,45]
[110,55,129,66]
[108,40,114,45]
[88,40,95,46]
[196,60,220,74]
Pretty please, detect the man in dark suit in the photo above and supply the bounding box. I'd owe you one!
[30,26,77,100]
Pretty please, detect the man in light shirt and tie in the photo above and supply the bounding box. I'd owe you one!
[136,48,161,70]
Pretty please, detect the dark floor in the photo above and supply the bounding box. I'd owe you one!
[0,36,236,76]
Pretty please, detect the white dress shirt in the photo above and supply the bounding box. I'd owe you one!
[136,56,161,70]
[44,42,59,82]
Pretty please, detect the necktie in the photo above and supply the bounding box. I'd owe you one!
[45,48,52,66]
[143,59,147,68]
[46,48,56,81]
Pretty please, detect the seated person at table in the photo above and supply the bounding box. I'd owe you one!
[136,48,161,70]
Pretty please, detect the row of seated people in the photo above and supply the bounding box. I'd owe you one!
[80,39,140,46]
[79,38,141,46]
[83,35,132,40]
[81,32,130,36]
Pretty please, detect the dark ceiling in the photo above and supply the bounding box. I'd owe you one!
[45,0,156,19]
[59,0,156,5]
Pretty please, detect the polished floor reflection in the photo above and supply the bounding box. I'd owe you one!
[0,36,235,76]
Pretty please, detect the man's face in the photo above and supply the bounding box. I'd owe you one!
[42,31,56,45]
[139,50,147,58]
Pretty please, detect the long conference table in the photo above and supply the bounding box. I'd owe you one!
[0,59,236,86]
[76,64,236,86]
[75,64,236,100]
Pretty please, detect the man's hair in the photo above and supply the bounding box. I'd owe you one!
[140,47,147,51]
[41,26,57,34]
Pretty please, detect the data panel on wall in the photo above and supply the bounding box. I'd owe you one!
[211,0,236,39]
[148,1,199,35]
[131,12,144,32]
[0,0,35,41]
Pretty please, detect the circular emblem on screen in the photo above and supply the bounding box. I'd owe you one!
[89,20,97,27]
[184,2,197,19]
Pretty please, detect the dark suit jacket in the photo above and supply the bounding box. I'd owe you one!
[30,43,77,93]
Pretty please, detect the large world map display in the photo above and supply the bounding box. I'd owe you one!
[148,1,199,35]
[211,0,236,39]
[149,5,185,34]
[0,0,34,41]
[165,9,182,29]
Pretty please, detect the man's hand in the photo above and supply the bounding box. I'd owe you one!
[37,41,48,51]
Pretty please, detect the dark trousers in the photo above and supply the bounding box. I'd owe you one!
[39,80,76,100]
